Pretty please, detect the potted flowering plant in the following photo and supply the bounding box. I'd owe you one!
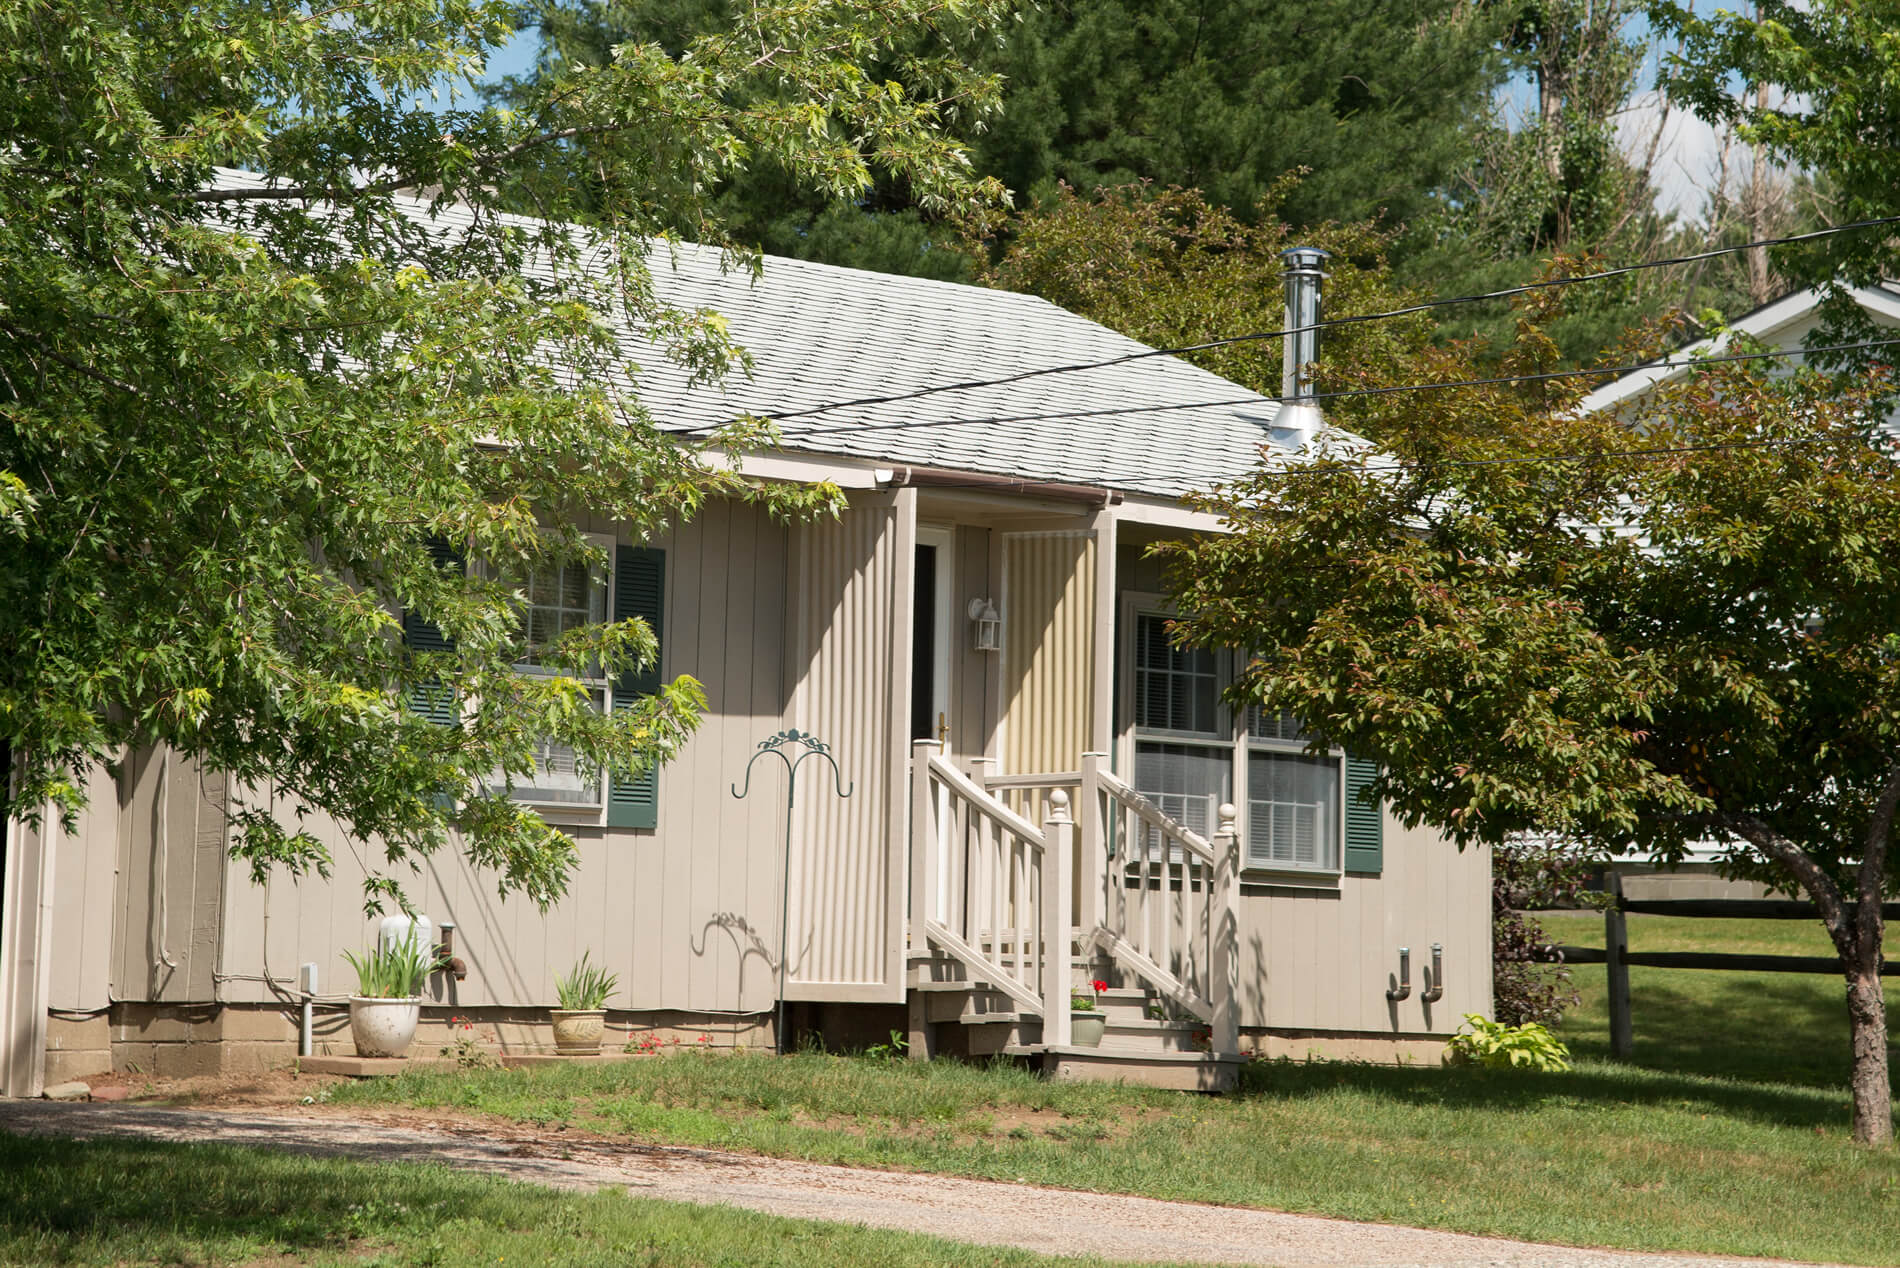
[1070,978,1109,1047]
[342,933,434,1058]
[551,952,619,1054]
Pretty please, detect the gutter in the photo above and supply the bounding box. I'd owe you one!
[879,465,1123,508]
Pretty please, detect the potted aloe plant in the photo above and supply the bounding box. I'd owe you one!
[343,933,435,1058]
[1071,978,1109,1048]
[552,952,619,1054]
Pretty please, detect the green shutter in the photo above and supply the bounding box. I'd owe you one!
[1343,755,1383,873]
[607,545,665,830]
[403,538,463,727]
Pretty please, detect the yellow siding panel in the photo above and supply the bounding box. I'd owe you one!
[1001,532,1096,775]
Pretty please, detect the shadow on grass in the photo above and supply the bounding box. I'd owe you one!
[1564,970,1892,1091]
[1233,1050,1854,1133]
[0,1130,456,1261]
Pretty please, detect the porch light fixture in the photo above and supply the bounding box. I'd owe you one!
[968,598,1002,653]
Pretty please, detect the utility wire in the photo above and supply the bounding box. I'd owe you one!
[760,215,1900,424]
[771,336,1900,441]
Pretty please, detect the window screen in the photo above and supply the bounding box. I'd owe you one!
[1247,750,1339,870]
[510,688,606,807]
[1134,742,1230,839]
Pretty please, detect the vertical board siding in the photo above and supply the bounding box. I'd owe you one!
[1234,816,1491,1033]
[784,495,903,992]
[1001,532,1096,776]
[47,762,120,1010]
[215,500,794,1015]
[111,750,227,1003]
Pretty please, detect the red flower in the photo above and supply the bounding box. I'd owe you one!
[1090,979,1108,993]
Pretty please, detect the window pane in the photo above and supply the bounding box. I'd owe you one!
[1247,751,1339,870]
[1247,705,1311,743]
[1133,613,1218,736]
[516,557,606,670]
[1134,742,1230,839]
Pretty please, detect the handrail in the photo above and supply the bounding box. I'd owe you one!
[925,753,1045,848]
[983,771,1082,791]
[1096,769,1217,864]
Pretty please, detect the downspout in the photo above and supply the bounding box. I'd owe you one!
[1276,246,1331,447]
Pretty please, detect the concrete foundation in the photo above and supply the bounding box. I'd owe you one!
[44,1003,774,1078]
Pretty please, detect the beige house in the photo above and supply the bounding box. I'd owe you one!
[1,220,1491,1096]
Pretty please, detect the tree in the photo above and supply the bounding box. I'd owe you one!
[1162,300,1900,1144]
[968,182,1432,401]
[1657,0,1900,361]
[0,0,1009,908]
[511,0,1510,277]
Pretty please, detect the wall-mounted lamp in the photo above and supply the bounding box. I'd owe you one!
[968,598,1002,653]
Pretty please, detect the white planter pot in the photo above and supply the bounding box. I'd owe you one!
[551,1009,606,1054]
[349,996,421,1058]
[1071,1010,1107,1048]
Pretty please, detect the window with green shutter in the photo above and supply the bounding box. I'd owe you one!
[402,538,463,727]
[607,544,665,830]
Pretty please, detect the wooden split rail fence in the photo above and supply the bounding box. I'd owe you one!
[1554,873,1900,1059]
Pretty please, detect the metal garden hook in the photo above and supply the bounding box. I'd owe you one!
[731,729,854,1054]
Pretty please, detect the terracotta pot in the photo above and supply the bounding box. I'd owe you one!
[349,997,420,1058]
[1071,1010,1107,1048]
[551,1009,606,1054]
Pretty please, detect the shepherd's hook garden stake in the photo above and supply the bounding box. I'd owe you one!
[732,730,853,1054]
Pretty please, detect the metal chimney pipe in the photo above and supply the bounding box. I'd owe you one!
[1276,246,1331,446]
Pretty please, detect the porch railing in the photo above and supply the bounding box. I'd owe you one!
[909,742,1073,1046]
[1083,754,1239,1051]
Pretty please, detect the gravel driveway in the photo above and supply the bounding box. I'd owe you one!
[0,1100,1853,1268]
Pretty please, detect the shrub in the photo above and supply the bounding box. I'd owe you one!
[1492,837,1607,1026]
[1445,1014,1572,1071]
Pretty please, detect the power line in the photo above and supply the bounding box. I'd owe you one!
[921,425,1886,501]
[772,336,1900,441]
[760,215,1900,424]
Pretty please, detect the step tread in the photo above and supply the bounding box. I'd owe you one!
[1005,1043,1242,1063]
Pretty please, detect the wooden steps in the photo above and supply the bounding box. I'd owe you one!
[907,951,1238,1088]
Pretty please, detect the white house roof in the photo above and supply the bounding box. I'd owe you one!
[214,168,1308,501]
[1579,281,1900,416]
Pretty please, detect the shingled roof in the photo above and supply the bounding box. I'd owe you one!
[217,169,1305,500]
[628,241,1296,500]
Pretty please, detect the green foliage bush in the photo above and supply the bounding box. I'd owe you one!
[1445,1014,1572,1072]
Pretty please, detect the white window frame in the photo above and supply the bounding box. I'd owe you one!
[1117,593,1344,880]
[1242,706,1346,877]
[487,531,617,823]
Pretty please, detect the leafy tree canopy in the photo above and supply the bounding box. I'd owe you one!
[969,182,1432,406]
[1658,0,1900,366]
[512,0,1511,278]
[1162,293,1900,1141]
[0,0,1009,908]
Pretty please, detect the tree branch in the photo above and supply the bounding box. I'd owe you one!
[1710,809,1853,955]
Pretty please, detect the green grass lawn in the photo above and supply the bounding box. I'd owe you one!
[0,1130,1133,1267]
[1540,910,1900,1089]
[327,1043,1900,1265]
